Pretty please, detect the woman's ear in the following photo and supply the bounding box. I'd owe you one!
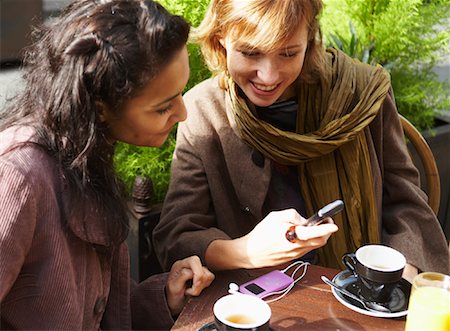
[219,37,226,49]
[95,101,108,123]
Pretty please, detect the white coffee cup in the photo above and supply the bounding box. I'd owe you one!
[213,294,271,330]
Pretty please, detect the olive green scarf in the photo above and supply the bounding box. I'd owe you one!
[226,48,391,269]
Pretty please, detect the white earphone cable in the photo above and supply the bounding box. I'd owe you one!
[261,261,310,303]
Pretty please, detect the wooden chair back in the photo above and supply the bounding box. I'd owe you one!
[399,114,440,215]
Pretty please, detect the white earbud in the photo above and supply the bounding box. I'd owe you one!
[228,282,239,294]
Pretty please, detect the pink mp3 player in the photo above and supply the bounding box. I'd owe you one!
[239,270,294,298]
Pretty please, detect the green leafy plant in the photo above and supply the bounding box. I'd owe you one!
[113,0,211,202]
[328,21,375,65]
[114,135,176,203]
[321,0,450,130]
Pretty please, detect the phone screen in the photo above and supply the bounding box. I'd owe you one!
[244,283,265,295]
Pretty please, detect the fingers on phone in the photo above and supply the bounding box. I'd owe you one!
[295,223,338,241]
[317,216,334,225]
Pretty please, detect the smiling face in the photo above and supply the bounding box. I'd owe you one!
[222,20,308,107]
[101,46,189,147]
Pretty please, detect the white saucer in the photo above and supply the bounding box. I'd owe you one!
[197,321,275,331]
[330,270,411,318]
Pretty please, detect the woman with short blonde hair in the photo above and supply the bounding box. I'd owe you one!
[194,0,325,82]
[154,0,449,280]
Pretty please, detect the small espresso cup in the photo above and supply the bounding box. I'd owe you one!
[213,294,271,331]
[342,244,406,303]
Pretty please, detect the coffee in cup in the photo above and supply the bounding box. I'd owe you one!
[213,294,271,330]
[342,244,406,303]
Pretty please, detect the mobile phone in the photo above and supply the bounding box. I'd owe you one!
[306,199,344,226]
[239,270,294,298]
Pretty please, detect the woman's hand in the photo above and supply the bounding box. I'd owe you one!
[205,208,338,270]
[165,255,215,316]
[239,208,338,268]
[402,263,419,283]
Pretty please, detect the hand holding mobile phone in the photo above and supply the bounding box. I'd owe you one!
[285,199,344,243]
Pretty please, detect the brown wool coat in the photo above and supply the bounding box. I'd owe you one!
[0,126,174,330]
[153,76,449,275]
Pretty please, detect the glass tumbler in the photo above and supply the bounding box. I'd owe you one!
[405,272,450,331]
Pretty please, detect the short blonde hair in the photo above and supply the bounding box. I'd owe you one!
[193,0,325,83]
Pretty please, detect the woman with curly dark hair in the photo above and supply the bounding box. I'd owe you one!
[0,1,213,329]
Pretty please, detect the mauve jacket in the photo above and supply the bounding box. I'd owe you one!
[0,126,173,330]
[153,76,449,274]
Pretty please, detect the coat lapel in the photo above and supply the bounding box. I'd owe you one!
[223,94,271,221]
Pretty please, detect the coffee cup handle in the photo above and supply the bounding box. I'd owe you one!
[342,253,357,276]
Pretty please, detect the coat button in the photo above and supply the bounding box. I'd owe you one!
[93,297,106,315]
[251,150,265,168]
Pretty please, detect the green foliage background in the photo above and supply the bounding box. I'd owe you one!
[320,0,450,130]
[115,0,450,203]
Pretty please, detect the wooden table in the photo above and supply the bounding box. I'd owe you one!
[172,265,406,330]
